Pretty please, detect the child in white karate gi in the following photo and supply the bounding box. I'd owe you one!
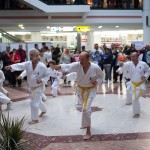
[48,60,62,97]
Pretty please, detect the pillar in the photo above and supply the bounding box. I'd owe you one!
[143,0,150,45]
[87,31,94,51]
[77,32,81,51]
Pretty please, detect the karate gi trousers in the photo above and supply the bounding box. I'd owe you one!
[131,81,144,115]
[77,85,96,127]
[125,78,132,104]
[30,87,47,120]
[51,79,59,96]
[0,92,10,104]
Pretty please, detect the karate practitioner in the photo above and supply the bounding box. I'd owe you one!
[120,52,150,118]
[48,60,62,97]
[0,69,12,110]
[17,70,47,101]
[5,49,50,124]
[56,52,103,140]
[117,56,132,105]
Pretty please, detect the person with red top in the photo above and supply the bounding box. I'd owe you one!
[17,44,26,63]
[10,49,21,87]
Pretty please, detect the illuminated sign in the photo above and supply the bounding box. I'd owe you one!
[76,26,90,32]
[50,27,73,32]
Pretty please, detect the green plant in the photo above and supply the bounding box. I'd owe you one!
[0,112,26,150]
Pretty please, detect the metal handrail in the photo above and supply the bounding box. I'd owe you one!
[0,29,24,43]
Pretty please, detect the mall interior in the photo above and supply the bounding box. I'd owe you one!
[0,0,150,150]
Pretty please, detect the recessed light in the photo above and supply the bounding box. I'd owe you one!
[20,26,25,29]
[18,24,24,27]
[98,26,103,28]
[47,26,50,29]
[116,26,119,28]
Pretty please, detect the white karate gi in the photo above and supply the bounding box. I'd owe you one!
[61,62,103,127]
[122,61,150,115]
[0,70,10,104]
[117,67,132,104]
[19,70,47,101]
[48,67,62,96]
[11,61,50,121]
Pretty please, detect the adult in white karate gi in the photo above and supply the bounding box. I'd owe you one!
[56,52,103,140]
[117,66,132,105]
[48,60,62,97]
[17,70,47,101]
[0,70,12,110]
[5,49,50,124]
[120,52,150,118]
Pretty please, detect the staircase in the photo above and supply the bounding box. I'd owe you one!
[0,29,24,43]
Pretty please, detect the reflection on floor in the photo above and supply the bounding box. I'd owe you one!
[1,80,150,150]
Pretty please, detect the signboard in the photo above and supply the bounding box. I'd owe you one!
[76,26,90,32]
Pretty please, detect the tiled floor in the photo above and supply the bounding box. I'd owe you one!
[1,79,150,150]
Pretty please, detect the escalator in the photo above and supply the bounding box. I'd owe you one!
[0,29,23,43]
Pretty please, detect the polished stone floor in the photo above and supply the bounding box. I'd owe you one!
[1,79,150,150]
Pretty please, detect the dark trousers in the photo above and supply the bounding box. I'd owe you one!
[113,66,122,82]
[11,71,22,86]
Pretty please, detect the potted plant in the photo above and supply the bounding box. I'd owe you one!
[0,112,26,150]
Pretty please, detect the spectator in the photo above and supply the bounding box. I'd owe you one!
[39,49,47,66]
[103,48,113,82]
[44,47,52,64]
[10,49,21,87]
[2,46,11,84]
[34,43,39,51]
[52,45,61,64]
[92,51,104,70]
[17,44,26,62]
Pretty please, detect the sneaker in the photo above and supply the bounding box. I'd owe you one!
[103,80,108,83]
[6,101,13,110]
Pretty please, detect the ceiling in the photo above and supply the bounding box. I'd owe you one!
[0,23,143,32]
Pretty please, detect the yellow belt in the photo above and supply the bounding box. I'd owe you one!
[131,80,144,101]
[78,85,95,109]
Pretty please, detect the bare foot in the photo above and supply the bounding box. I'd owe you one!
[28,120,39,125]
[80,126,87,129]
[6,92,10,97]
[57,90,62,95]
[39,112,46,117]
[133,114,140,118]
[126,103,132,105]
[83,126,91,140]
[83,134,92,140]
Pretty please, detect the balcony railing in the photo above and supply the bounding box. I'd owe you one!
[0,0,32,10]
[40,0,143,10]
[0,0,143,10]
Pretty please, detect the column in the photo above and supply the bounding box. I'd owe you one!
[143,0,150,45]
[31,32,41,42]
[87,31,94,51]
[77,32,81,51]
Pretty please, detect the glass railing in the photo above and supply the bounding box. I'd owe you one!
[40,0,143,10]
[0,0,143,10]
[0,0,32,10]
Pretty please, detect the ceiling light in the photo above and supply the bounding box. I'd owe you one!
[98,26,103,28]
[116,26,119,28]
[47,26,50,29]
[18,24,24,27]
[20,26,25,29]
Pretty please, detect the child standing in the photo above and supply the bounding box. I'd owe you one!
[48,60,62,97]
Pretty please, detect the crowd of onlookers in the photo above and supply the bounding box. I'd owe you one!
[0,0,143,10]
[0,41,150,88]
[89,43,150,83]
